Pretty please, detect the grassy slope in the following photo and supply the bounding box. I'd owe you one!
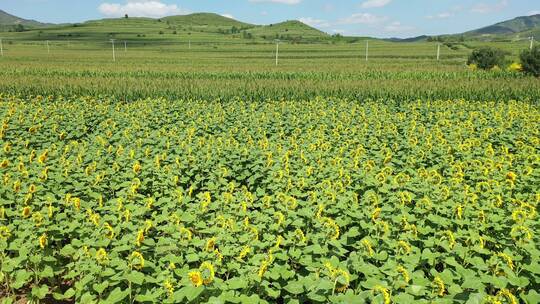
[247,20,328,40]
[163,13,254,28]
[1,13,328,43]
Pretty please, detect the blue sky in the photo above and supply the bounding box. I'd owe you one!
[2,0,540,38]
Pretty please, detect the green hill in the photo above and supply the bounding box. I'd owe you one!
[0,12,328,43]
[466,14,540,37]
[0,9,51,31]
[247,20,328,41]
[78,13,255,38]
[395,14,540,43]
[443,14,540,41]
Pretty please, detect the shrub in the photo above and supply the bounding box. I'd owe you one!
[467,47,506,70]
[507,62,523,72]
[520,45,540,77]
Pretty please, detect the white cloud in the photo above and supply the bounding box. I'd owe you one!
[221,13,235,19]
[529,10,540,15]
[248,0,302,4]
[471,0,508,14]
[360,0,391,9]
[299,17,330,28]
[98,0,190,18]
[338,13,388,25]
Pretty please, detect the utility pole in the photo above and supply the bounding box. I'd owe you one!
[110,39,116,62]
[275,39,280,66]
[124,41,127,52]
[437,43,441,61]
[0,38,3,57]
[189,40,191,50]
[365,40,369,62]
[530,37,534,50]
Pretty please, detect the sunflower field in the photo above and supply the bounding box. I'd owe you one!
[0,96,539,304]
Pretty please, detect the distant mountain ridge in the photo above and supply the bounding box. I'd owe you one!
[385,35,429,42]
[465,14,540,37]
[0,9,51,29]
[392,14,540,42]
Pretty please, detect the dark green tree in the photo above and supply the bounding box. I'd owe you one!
[467,47,506,70]
[520,45,540,77]
[14,24,25,32]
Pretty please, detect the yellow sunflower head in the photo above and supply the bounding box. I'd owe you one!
[96,248,109,265]
[39,233,47,249]
[22,206,31,218]
[0,226,11,239]
[131,251,145,270]
[188,271,203,287]
[506,172,517,183]
[136,229,145,247]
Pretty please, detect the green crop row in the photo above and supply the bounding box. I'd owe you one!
[1,76,539,102]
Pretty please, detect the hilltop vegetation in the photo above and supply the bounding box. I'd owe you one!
[162,13,254,28]
[246,20,328,41]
